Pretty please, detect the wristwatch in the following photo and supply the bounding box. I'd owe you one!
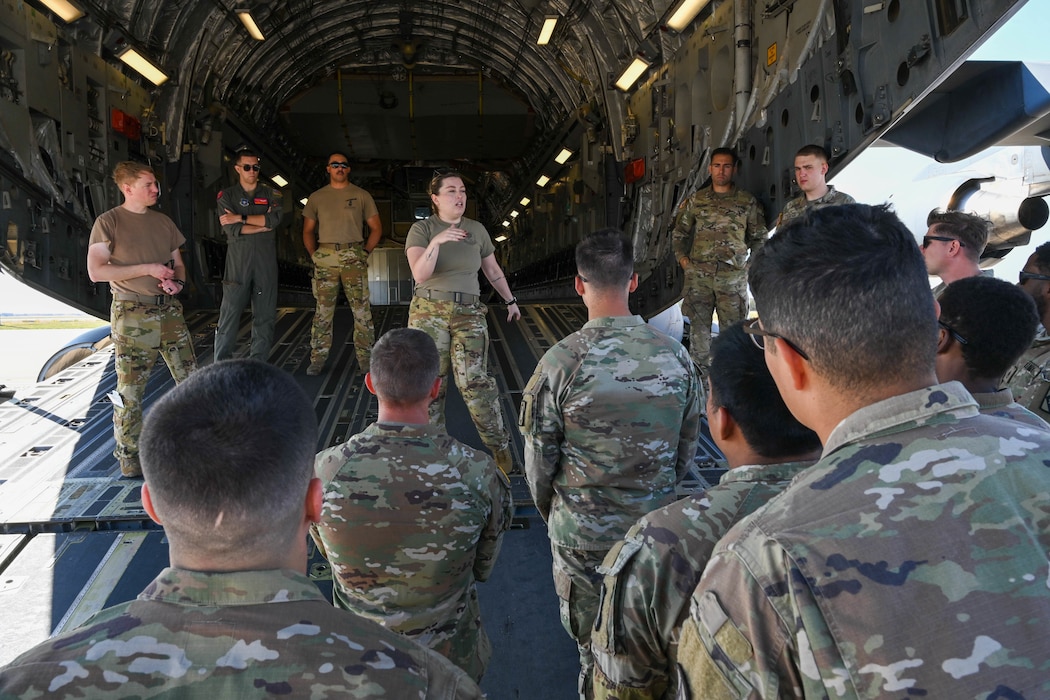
[241,214,247,224]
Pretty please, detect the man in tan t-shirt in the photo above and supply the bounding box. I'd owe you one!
[302,152,382,375]
[87,161,197,477]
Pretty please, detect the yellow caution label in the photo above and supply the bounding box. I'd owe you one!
[767,42,777,66]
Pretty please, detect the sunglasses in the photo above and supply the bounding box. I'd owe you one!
[329,162,350,169]
[921,235,962,248]
[239,164,261,172]
[1019,271,1050,284]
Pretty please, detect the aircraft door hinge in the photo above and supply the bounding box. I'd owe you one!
[906,35,932,67]
[871,84,890,129]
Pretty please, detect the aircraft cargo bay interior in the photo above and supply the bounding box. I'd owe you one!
[2,0,1050,696]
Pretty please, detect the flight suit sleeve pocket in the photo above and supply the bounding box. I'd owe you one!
[592,537,644,653]
[676,591,755,700]
[520,370,547,432]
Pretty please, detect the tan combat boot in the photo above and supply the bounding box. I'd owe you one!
[119,455,142,478]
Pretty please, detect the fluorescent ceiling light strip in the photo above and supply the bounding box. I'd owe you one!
[237,11,265,41]
[667,0,712,32]
[118,48,169,86]
[615,57,650,91]
[537,16,558,45]
[40,0,84,22]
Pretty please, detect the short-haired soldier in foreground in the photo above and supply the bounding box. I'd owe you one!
[677,204,1050,698]
[0,360,483,699]
[591,321,821,700]
[312,328,513,682]
[935,275,1047,429]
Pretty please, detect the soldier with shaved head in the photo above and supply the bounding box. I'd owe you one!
[312,328,513,682]
[522,229,702,699]
[0,360,483,698]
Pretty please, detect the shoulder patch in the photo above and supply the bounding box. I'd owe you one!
[216,190,224,200]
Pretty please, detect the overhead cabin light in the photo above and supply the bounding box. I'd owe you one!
[299,197,308,206]
[502,220,511,228]
[615,56,651,92]
[495,234,508,242]
[117,47,169,86]
[537,16,558,45]
[40,0,84,22]
[520,197,531,206]
[666,0,713,32]
[536,175,550,187]
[555,148,574,165]
[271,174,289,188]
[237,10,266,41]
[510,210,520,218]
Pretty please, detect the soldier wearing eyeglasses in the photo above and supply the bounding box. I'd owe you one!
[302,152,382,375]
[676,204,1050,699]
[215,148,284,361]
[921,209,990,296]
[1004,241,1050,422]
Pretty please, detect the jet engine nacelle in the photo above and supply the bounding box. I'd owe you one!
[958,189,1050,249]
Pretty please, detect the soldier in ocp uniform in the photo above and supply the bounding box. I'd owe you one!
[406,171,521,475]
[776,143,856,227]
[86,161,197,477]
[672,147,766,369]
[1004,241,1050,420]
[935,275,1047,428]
[591,322,821,700]
[312,328,513,682]
[0,360,483,699]
[521,229,701,700]
[302,152,382,375]
[214,148,283,361]
[677,204,1050,699]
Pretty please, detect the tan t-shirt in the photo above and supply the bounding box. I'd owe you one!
[88,207,186,296]
[405,216,495,296]
[303,184,379,244]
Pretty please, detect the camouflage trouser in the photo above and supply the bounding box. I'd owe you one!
[408,296,509,455]
[214,232,277,361]
[111,299,197,461]
[551,544,610,700]
[311,245,374,370]
[682,266,747,367]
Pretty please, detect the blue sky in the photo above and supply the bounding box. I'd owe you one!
[1,0,1047,314]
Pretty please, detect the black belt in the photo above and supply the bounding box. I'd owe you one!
[414,289,480,304]
[112,292,170,306]
[318,242,363,250]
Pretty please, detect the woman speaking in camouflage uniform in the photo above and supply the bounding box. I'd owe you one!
[405,171,519,475]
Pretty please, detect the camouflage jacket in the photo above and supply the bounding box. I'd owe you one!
[671,186,766,269]
[776,185,856,228]
[520,315,701,550]
[591,460,814,700]
[677,382,1050,699]
[0,567,483,699]
[312,422,513,681]
[971,386,1050,430]
[1002,332,1050,422]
